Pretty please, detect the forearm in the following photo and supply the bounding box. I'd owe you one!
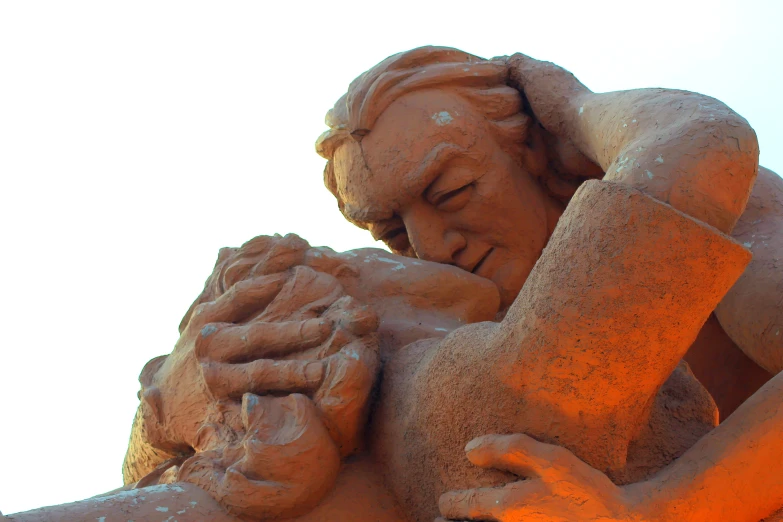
[571,88,759,233]
[6,482,238,522]
[508,53,759,233]
[494,180,749,473]
[635,371,783,521]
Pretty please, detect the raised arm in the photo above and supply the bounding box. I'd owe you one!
[508,53,759,234]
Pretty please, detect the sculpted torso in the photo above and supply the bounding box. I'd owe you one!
[6,47,782,522]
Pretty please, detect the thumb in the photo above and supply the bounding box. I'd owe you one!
[464,433,565,482]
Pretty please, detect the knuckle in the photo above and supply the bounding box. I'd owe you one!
[227,281,243,299]
[546,446,578,470]
[506,433,530,448]
[200,323,220,338]
[543,444,567,463]
[190,302,210,326]
[465,490,482,512]
[194,323,224,358]
[495,436,517,456]
[495,486,515,511]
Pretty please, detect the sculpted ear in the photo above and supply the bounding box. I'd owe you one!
[502,54,603,200]
[503,112,592,203]
[507,93,604,203]
[492,54,603,202]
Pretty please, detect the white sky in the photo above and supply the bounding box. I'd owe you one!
[0,0,780,515]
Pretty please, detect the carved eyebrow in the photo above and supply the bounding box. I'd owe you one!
[405,142,466,189]
[343,203,393,224]
[342,142,466,223]
[368,218,405,241]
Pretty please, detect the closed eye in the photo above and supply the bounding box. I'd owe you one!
[380,227,405,242]
[433,183,474,212]
[380,227,411,254]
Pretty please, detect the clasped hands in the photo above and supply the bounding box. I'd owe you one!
[136,234,379,518]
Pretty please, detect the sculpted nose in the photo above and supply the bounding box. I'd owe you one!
[405,208,466,265]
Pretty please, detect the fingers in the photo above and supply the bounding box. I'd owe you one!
[304,246,359,279]
[202,359,324,399]
[438,480,544,521]
[248,233,310,277]
[177,455,289,519]
[506,53,591,138]
[200,318,333,362]
[255,266,343,323]
[507,53,590,97]
[315,337,380,456]
[323,295,379,336]
[222,234,310,289]
[464,433,575,482]
[238,393,340,480]
[193,273,288,327]
[180,392,342,519]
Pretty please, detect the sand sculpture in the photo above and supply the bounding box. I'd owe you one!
[5,47,782,522]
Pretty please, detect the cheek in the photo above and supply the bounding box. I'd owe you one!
[462,174,548,249]
[508,172,552,244]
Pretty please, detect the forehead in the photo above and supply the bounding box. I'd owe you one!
[333,89,487,222]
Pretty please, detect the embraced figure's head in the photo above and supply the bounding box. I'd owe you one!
[317,46,596,308]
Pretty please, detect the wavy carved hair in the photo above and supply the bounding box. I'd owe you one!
[316,46,602,233]
[315,46,537,228]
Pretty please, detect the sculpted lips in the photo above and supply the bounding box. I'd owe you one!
[468,247,495,278]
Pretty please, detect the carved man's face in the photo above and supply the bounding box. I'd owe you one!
[332,89,563,308]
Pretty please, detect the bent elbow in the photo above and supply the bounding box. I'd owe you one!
[667,105,759,233]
